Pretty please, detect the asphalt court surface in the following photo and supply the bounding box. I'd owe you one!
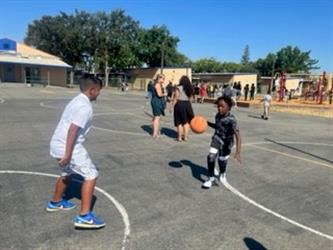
[0,85,332,250]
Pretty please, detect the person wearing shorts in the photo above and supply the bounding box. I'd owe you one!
[46,74,105,229]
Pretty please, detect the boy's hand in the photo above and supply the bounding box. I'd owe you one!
[234,152,241,164]
[58,155,71,167]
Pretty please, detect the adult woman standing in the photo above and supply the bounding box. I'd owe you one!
[170,76,194,141]
[151,74,166,138]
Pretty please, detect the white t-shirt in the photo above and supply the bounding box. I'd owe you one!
[50,93,93,158]
[263,94,272,107]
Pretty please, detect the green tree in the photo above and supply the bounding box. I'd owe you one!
[255,46,319,76]
[275,46,318,73]
[91,10,141,72]
[241,45,250,65]
[191,58,223,72]
[138,25,185,67]
[25,11,92,70]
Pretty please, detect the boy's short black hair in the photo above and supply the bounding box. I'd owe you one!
[79,74,103,92]
[215,96,233,109]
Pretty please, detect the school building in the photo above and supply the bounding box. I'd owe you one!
[125,67,192,90]
[192,72,257,87]
[0,38,71,86]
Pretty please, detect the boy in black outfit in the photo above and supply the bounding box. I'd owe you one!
[202,96,242,189]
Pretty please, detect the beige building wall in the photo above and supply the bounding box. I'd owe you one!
[159,68,192,85]
[192,74,257,87]
[14,65,22,82]
[192,75,233,84]
[49,67,67,86]
[232,75,257,86]
[285,79,301,91]
[39,67,67,86]
[127,68,157,90]
[127,68,192,90]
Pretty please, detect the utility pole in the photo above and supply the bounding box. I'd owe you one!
[105,52,109,88]
[269,56,276,93]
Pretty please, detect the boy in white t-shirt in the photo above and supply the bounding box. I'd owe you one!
[46,74,105,229]
[261,91,272,120]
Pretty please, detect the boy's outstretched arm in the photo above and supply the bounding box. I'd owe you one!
[58,123,80,166]
[234,131,242,164]
[207,121,216,129]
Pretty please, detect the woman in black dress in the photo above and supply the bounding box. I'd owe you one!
[170,76,194,141]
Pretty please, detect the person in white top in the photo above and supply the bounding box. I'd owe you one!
[261,91,272,120]
[47,74,105,229]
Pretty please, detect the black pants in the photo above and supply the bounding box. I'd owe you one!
[207,136,232,177]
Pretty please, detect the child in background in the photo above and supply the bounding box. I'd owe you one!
[261,91,272,120]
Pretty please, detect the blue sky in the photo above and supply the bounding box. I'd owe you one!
[0,0,332,72]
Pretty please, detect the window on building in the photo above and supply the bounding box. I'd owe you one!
[25,67,41,83]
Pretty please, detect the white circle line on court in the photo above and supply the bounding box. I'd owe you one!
[0,170,130,250]
[223,180,333,240]
[226,141,333,241]
[0,97,5,104]
[40,100,145,113]
[94,112,133,117]
[40,101,61,109]
[93,125,147,137]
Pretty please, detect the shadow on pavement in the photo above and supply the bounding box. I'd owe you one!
[63,174,97,211]
[169,159,207,183]
[243,237,268,250]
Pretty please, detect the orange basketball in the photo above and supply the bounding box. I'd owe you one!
[190,116,208,134]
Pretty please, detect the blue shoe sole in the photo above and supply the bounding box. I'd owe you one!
[74,221,106,229]
[46,204,77,212]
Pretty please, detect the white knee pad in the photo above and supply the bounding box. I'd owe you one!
[209,147,218,154]
[218,155,230,161]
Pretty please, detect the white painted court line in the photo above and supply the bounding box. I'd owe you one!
[40,90,54,94]
[0,97,5,104]
[223,180,333,241]
[93,125,147,137]
[0,170,130,250]
[40,101,61,109]
[94,112,133,117]
[224,141,333,241]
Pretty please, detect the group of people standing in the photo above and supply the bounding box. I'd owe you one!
[148,74,194,141]
[192,82,256,104]
[147,74,242,189]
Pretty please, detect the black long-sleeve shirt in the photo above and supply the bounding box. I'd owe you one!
[208,112,239,141]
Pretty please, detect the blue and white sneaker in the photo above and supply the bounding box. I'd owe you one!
[46,199,77,212]
[74,212,106,229]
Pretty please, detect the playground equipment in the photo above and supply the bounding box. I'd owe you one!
[278,72,287,101]
[315,71,327,104]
